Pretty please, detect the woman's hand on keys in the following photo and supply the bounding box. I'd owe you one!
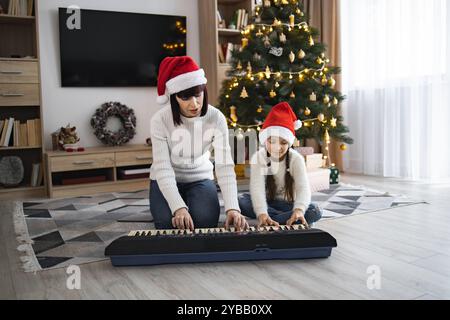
[172,208,195,231]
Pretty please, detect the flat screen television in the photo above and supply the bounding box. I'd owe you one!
[58,8,187,87]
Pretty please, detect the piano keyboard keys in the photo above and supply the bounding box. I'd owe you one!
[128,224,310,238]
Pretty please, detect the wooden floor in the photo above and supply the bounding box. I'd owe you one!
[1,174,450,300]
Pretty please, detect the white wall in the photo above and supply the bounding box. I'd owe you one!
[37,0,200,149]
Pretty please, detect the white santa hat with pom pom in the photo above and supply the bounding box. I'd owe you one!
[259,102,302,146]
[156,56,207,105]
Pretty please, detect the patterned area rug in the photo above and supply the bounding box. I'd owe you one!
[12,184,426,272]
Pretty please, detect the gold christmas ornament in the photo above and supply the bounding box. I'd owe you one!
[257,105,263,113]
[310,92,317,101]
[237,61,242,70]
[290,91,296,99]
[264,0,271,7]
[329,77,336,88]
[316,57,323,64]
[275,82,280,88]
[279,33,287,43]
[256,29,263,37]
[330,117,337,127]
[289,14,295,27]
[242,38,248,48]
[270,89,277,98]
[309,36,315,46]
[340,144,347,151]
[247,62,252,73]
[333,97,339,105]
[321,77,328,85]
[265,66,271,79]
[230,106,238,122]
[304,107,311,116]
[289,51,295,63]
[282,0,289,4]
[240,87,249,99]
[323,95,330,104]
[298,50,306,59]
[318,113,325,122]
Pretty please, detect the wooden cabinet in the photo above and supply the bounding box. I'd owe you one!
[0,0,45,200]
[45,145,153,198]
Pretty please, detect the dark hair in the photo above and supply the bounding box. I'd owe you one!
[266,149,295,203]
[170,85,208,126]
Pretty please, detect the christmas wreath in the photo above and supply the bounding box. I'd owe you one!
[91,102,136,146]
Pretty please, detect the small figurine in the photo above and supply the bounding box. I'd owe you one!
[146,138,152,147]
[58,124,84,152]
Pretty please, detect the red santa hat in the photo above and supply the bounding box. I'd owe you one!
[259,102,302,146]
[157,56,207,105]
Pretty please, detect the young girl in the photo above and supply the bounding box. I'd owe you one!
[150,56,247,231]
[239,102,323,228]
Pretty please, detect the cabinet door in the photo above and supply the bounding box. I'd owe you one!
[0,61,39,84]
[49,153,115,173]
[0,84,40,106]
[115,150,153,167]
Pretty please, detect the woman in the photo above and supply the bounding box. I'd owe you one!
[150,56,248,231]
[238,102,323,227]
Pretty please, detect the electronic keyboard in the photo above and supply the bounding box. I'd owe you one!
[105,225,337,266]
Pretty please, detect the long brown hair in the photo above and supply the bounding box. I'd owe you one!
[266,149,295,202]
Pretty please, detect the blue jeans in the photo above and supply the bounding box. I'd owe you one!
[238,193,322,225]
[150,179,220,229]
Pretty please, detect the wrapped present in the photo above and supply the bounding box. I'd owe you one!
[330,166,340,185]
[294,147,315,156]
[307,168,330,192]
[304,153,324,170]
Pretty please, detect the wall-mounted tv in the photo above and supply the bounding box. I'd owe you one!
[58,8,187,87]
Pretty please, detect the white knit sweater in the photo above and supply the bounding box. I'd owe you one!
[250,148,312,217]
[149,105,240,214]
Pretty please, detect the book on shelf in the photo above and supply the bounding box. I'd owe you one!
[20,123,28,146]
[26,119,36,146]
[13,120,19,147]
[30,162,40,187]
[1,117,14,147]
[34,118,42,146]
[218,43,241,64]
[0,120,4,143]
[231,9,248,30]
[117,167,150,180]
[0,118,40,148]
[7,0,33,16]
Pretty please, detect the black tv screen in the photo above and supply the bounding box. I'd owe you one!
[58,8,187,87]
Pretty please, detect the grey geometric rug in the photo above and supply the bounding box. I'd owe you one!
[13,184,426,272]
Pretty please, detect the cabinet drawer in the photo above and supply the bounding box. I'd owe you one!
[50,153,115,173]
[116,150,153,166]
[0,84,40,106]
[0,61,39,84]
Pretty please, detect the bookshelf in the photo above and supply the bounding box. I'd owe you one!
[199,0,255,106]
[0,0,45,199]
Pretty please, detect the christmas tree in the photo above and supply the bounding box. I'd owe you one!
[218,0,353,163]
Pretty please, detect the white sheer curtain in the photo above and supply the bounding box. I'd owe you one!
[340,0,450,181]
